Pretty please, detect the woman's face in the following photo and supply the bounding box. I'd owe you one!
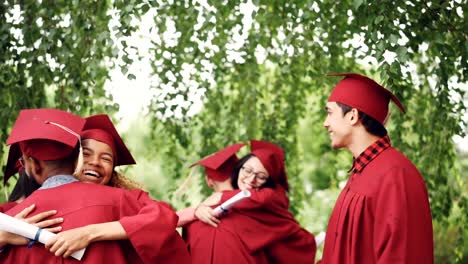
[78,139,114,185]
[237,156,269,190]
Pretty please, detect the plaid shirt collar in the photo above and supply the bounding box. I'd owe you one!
[351,135,391,174]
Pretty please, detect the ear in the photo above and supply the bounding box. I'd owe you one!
[348,108,360,125]
[205,176,214,188]
[28,157,44,183]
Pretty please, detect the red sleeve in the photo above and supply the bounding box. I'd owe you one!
[0,202,18,213]
[118,190,190,264]
[220,187,289,212]
[373,167,433,263]
[266,228,316,264]
[220,188,316,261]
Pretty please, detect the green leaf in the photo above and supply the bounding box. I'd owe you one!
[353,0,364,9]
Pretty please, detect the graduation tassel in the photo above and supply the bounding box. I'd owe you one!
[173,167,196,198]
[73,142,84,177]
[44,121,83,177]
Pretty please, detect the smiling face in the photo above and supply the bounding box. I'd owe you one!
[78,139,114,185]
[323,101,353,149]
[237,156,269,190]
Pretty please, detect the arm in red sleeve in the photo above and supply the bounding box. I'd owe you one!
[373,167,433,264]
[118,189,189,264]
[220,187,288,212]
[0,202,18,213]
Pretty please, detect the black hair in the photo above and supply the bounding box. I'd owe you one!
[231,154,276,190]
[336,102,388,137]
[8,170,40,202]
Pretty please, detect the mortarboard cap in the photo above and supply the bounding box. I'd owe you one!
[250,139,289,191]
[6,108,86,161]
[81,114,136,166]
[327,73,406,124]
[191,143,246,181]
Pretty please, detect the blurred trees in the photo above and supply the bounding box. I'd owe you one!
[0,0,466,262]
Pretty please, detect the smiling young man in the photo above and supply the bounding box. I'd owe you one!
[320,74,433,263]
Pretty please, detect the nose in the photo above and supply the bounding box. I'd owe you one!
[86,154,100,166]
[246,174,257,184]
[323,117,329,128]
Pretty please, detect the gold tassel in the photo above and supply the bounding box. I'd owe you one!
[173,167,196,198]
[73,143,84,177]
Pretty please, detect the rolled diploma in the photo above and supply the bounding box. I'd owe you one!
[213,189,251,216]
[0,212,86,260]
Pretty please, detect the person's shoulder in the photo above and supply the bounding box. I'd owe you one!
[374,147,417,168]
[372,147,425,182]
[61,182,130,196]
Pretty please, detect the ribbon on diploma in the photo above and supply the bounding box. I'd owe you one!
[0,212,86,261]
[213,190,251,216]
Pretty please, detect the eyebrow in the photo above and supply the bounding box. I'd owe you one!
[83,146,113,157]
[244,165,268,174]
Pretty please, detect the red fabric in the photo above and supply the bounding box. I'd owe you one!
[192,143,245,181]
[321,147,433,263]
[184,216,270,263]
[352,135,390,173]
[327,73,406,124]
[184,187,316,263]
[0,202,17,213]
[19,140,75,161]
[81,129,116,158]
[250,140,289,191]
[7,109,85,160]
[82,114,136,166]
[0,182,190,264]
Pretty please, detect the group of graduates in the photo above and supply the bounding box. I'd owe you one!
[0,73,434,263]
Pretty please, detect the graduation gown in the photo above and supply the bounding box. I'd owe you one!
[0,182,190,264]
[321,147,433,264]
[0,202,17,213]
[184,187,316,263]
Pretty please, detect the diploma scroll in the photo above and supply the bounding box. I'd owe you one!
[213,190,251,216]
[0,212,86,260]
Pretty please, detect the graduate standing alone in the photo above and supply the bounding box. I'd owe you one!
[321,73,433,263]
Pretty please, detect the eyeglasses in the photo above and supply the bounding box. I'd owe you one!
[241,166,269,182]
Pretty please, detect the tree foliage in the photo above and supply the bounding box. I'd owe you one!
[0,0,466,262]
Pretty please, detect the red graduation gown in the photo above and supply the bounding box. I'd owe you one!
[321,147,434,264]
[0,182,190,264]
[184,214,270,263]
[184,187,316,263]
[0,202,17,213]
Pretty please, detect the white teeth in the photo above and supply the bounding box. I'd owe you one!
[83,170,100,178]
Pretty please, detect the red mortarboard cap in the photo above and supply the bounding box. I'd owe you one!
[3,143,23,184]
[327,73,406,124]
[250,139,289,191]
[81,114,136,166]
[191,143,246,181]
[6,109,86,161]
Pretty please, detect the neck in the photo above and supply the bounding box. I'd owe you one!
[213,180,234,192]
[40,165,74,184]
[347,128,381,158]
